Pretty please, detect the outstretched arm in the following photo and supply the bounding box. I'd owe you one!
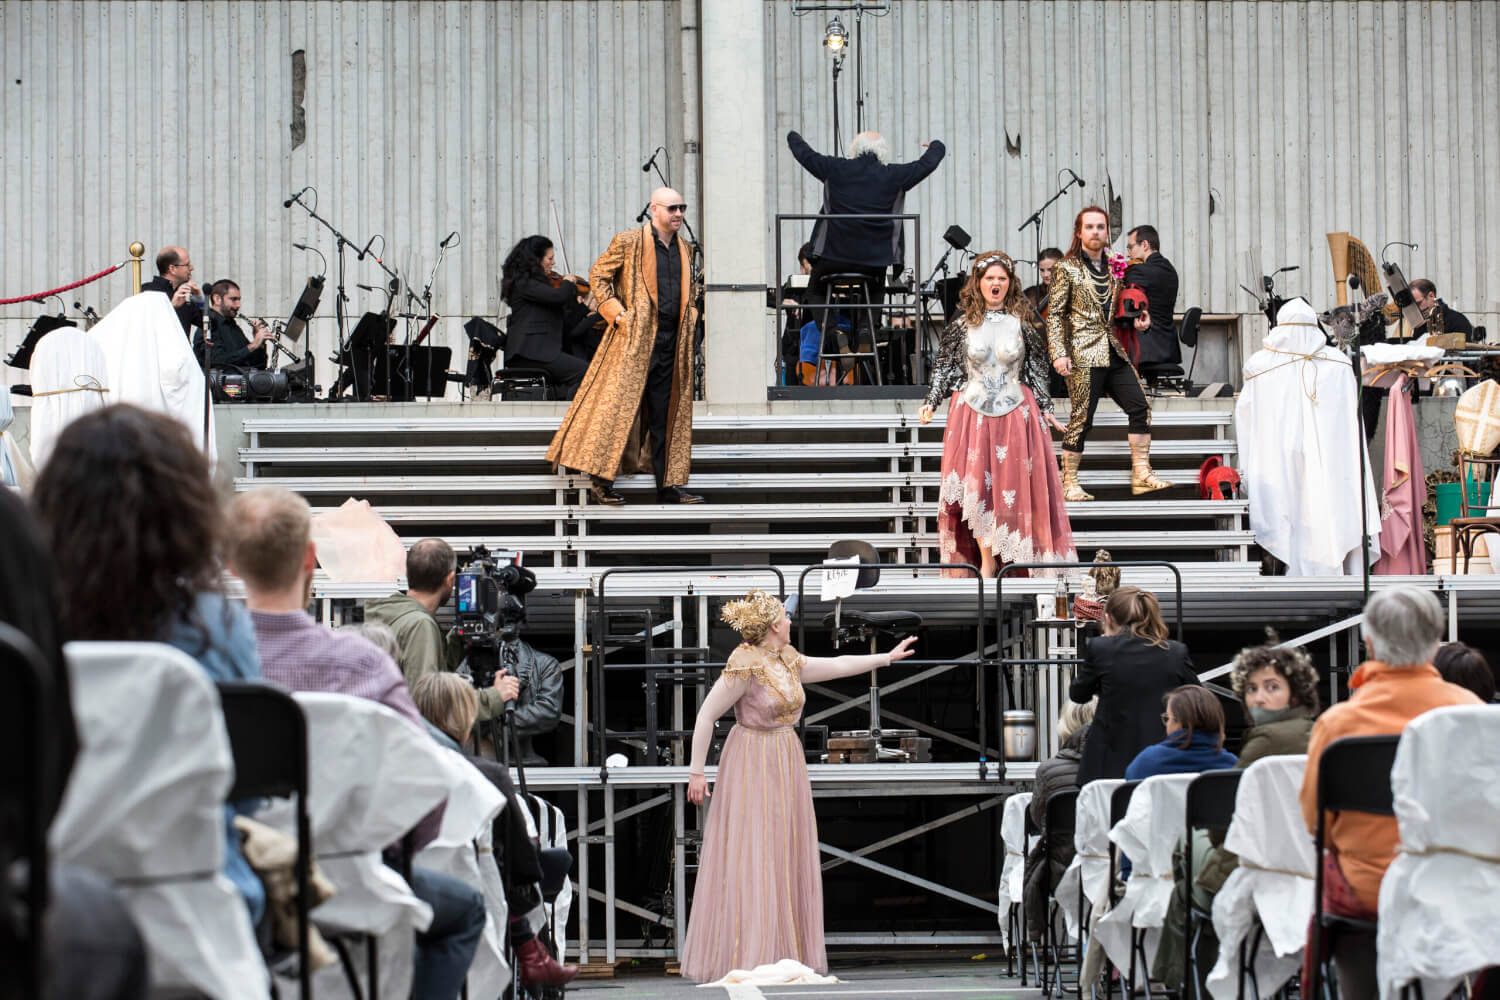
[801,636,917,683]
[686,671,752,803]
[787,130,837,180]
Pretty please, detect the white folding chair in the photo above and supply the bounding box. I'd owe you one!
[258,692,452,1000]
[50,642,267,999]
[1055,778,1125,942]
[416,747,510,995]
[1205,754,1312,1000]
[1378,706,1500,1000]
[1096,772,1196,994]
[1000,791,1033,974]
[529,794,574,957]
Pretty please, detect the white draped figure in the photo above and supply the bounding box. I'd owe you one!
[87,291,215,465]
[28,325,111,471]
[1236,298,1380,575]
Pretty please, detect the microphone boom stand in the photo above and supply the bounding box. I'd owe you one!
[286,192,359,400]
[1018,176,1082,283]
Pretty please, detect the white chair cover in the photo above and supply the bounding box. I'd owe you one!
[529,790,574,956]
[1204,755,1312,1000]
[27,325,109,470]
[1054,778,1124,939]
[50,642,267,999]
[416,748,510,995]
[1378,707,1500,1000]
[1095,773,1195,978]
[87,291,216,465]
[997,791,1033,946]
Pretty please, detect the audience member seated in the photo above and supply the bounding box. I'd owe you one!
[1126,686,1238,783]
[1298,586,1483,997]
[410,673,579,988]
[345,621,474,752]
[1023,697,1094,942]
[1434,640,1497,703]
[1070,587,1201,783]
[30,404,266,929]
[364,538,519,721]
[1153,636,1320,991]
[1,488,148,1000]
[224,486,486,1000]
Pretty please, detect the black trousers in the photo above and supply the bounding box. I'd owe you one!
[643,323,679,488]
[507,350,588,400]
[1063,352,1151,453]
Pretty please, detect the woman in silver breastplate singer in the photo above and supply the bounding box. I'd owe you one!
[919,251,1076,577]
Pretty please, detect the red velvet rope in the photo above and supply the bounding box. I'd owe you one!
[0,262,124,306]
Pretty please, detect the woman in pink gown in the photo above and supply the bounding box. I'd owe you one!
[678,591,917,982]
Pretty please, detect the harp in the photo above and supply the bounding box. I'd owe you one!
[1326,233,1383,307]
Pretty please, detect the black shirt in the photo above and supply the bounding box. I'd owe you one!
[654,229,682,330]
[193,311,267,369]
[141,274,203,335]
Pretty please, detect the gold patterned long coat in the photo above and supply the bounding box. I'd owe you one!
[545,224,698,484]
[1046,255,1127,368]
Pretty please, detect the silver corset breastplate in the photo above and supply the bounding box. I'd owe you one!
[959,312,1026,417]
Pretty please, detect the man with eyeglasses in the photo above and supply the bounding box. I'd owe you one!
[140,245,205,335]
[547,186,704,505]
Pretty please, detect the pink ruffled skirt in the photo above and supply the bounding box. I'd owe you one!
[679,724,826,982]
[938,389,1077,578]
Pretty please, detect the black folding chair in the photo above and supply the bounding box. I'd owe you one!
[1104,780,1142,1000]
[1182,769,1242,1000]
[1309,734,1400,1000]
[0,623,53,1000]
[217,681,314,1000]
[1041,789,1081,999]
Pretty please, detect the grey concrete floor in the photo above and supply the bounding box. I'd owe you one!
[565,961,1042,998]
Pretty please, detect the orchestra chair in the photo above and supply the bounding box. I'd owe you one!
[1139,307,1202,395]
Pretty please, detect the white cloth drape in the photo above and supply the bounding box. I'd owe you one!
[27,325,109,471]
[1205,755,1313,1000]
[1378,707,1500,1000]
[998,792,1033,946]
[1237,298,1381,575]
[1054,778,1124,939]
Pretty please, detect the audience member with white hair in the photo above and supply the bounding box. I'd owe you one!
[1298,586,1482,997]
[785,127,946,366]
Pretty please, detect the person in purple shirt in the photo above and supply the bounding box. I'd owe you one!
[225,485,485,1000]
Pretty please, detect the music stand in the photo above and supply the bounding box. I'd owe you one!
[464,316,505,394]
[345,311,395,401]
[379,345,452,401]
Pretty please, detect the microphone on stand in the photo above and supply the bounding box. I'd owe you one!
[440,231,459,248]
[641,146,664,173]
[282,186,311,208]
[292,242,314,251]
[1066,169,1086,189]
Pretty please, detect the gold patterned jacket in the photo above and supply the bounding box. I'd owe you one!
[1046,255,1127,368]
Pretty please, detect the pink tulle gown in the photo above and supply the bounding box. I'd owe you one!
[679,643,826,982]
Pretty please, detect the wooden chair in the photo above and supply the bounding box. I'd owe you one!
[1448,453,1500,572]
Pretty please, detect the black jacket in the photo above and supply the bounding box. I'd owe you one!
[1128,253,1180,366]
[1069,633,1199,784]
[193,312,267,369]
[503,277,578,363]
[787,131,945,270]
[141,274,203,335]
[1023,725,1087,936]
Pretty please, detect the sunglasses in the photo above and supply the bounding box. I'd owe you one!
[655,203,688,213]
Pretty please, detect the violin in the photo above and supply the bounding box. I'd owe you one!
[547,269,591,297]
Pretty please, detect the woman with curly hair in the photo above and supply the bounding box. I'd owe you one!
[918,251,1075,577]
[30,403,266,927]
[499,234,590,397]
[678,591,916,982]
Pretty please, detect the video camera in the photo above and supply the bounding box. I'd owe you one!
[453,545,536,689]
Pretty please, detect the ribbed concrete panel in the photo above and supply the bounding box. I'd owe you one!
[1,0,682,389]
[767,0,1499,327]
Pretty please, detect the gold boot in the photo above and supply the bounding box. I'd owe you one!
[1130,439,1170,495]
[1061,452,1094,502]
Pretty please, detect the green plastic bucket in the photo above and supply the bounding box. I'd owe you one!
[1436,479,1492,526]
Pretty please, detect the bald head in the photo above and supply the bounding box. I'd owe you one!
[156,245,193,287]
[849,132,890,163]
[649,187,685,240]
[225,487,313,592]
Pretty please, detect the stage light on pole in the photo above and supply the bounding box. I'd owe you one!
[823,16,847,55]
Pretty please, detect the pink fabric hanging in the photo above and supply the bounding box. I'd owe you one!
[1373,375,1427,574]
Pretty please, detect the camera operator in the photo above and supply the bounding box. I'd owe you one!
[364,538,520,712]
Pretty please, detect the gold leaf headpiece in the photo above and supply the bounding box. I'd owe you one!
[720,590,786,642]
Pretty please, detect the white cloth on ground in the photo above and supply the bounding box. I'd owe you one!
[87,291,216,465]
[27,325,109,470]
[1205,755,1313,1000]
[50,642,267,999]
[1377,706,1500,1000]
[1237,298,1381,575]
[702,959,839,986]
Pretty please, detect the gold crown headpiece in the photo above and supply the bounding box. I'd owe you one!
[720,589,786,639]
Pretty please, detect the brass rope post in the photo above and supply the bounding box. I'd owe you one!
[129,241,145,294]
